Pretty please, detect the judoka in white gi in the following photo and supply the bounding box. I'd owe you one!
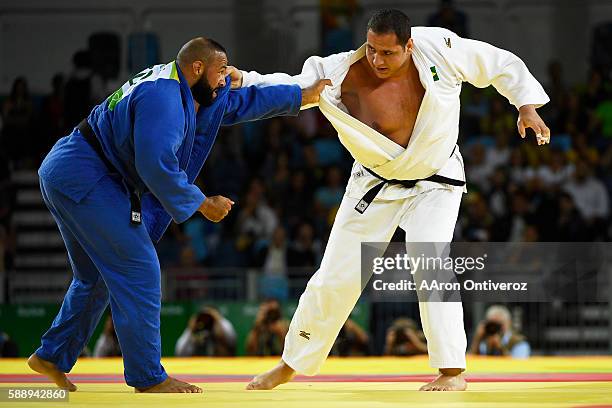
[231,9,550,391]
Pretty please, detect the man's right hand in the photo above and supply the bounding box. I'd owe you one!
[301,79,332,107]
[198,195,234,222]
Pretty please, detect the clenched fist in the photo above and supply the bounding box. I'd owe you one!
[198,195,234,223]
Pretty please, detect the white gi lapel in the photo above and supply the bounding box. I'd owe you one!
[370,42,445,179]
[318,42,451,180]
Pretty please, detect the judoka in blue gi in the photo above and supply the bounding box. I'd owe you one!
[27,38,330,393]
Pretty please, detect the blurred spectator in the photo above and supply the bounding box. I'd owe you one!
[570,132,599,167]
[235,179,278,257]
[258,226,290,300]
[245,299,288,356]
[487,167,510,218]
[563,159,609,238]
[486,131,511,170]
[462,88,489,136]
[178,246,199,268]
[427,0,469,37]
[536,148,574,189]
[93,315,121,357]
[556,192,589,241]
[204,130,247,200]
[505,190,536,242]
[481,97,515,137]
[330,318,370,357]
[1,77,34,164]
[508,148,536,186]
[0,329,19,357]
[584,70,607,111]
[312,122,346,167]
[41,73,66,150]
[64,50,105,130]
[260,119,291,180]
[466,143,493,191]
[267,152,292,205]
[260,226,288,276]
[284,171,315,229]
[287,222,321,267]
[384,318,427,356]
[182,187,221,267]
[302,142,325,191]
[459,192,493,241]
[315,166,344,212]
[559,93,589,135]
[175,307,237,356]
[470,305,530,358]
[543,60,566,127]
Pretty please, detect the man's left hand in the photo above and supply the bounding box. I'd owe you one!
[517,104,550,146]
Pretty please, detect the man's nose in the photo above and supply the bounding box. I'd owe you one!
[373,54,384,66]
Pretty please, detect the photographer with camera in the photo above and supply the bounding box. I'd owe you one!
[175,307,236,356]
[245,299,289,356]
[93,315,121,357]
[330,318,370,357]
[469,305,530,358]
[384,318,428,356]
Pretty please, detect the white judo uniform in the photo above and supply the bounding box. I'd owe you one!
[242,26,549,375]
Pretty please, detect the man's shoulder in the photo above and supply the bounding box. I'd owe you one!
[344,58,368,83]
[412,26,462,68]
[412,26,461,54]
[138,76,181,94]
[413,26,458,40]
[131,76,182,106]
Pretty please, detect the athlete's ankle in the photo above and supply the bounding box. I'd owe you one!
[439,368,464,376]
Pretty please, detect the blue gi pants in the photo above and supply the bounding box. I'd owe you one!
[35,174,168,388]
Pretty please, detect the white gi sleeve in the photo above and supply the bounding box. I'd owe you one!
[444,29,550,109]
[241,52,350,88]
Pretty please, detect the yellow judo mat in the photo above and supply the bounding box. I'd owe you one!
[1,356,612,408]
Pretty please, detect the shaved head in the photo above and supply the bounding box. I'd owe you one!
[177,37,228,107]
[177,37,227,66]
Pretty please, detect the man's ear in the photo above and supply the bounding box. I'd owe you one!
[406,38,414,53]
[192,61,204,77]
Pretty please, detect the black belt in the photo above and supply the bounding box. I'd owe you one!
[77,119,142,225]
[354,156,466,214]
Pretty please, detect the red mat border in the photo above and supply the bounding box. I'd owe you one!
[1,373,612,383]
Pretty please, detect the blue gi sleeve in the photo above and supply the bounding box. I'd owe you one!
[132,81,205,223]
[221,84,301,126]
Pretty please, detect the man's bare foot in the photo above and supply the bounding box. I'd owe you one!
[246,360,295,390]
[27,354,77,392]
[135,377,202,393]
[419,369,467,391]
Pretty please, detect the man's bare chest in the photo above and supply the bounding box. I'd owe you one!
[340,68,425,144]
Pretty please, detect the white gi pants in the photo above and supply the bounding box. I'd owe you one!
[282,186,466,375]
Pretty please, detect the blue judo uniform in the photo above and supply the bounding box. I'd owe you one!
[35,61,301,387]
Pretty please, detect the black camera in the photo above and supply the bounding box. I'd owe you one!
[483,321,503,337]
[263,307,282,325]
[194,311,215,334]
